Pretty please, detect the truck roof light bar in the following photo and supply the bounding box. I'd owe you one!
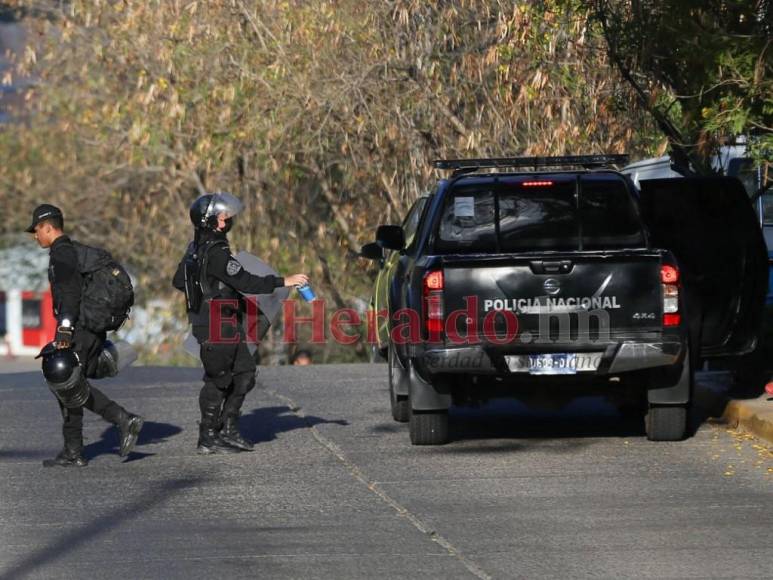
[433,155,630,175]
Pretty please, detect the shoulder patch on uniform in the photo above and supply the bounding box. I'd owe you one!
[226,258,242,276]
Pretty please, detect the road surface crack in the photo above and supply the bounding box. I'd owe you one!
[265,387,492,580]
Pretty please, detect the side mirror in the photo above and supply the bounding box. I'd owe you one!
[376,225,405,251]
[360,242,383,261]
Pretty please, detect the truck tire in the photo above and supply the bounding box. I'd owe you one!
[645,404,687,441]
[388,344,410,423]
[409,410,449,445]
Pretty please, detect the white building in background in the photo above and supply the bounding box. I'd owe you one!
[621,144,763,196]
[0,242,55,357]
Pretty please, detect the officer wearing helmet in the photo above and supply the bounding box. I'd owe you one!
[173,192,308,454]
[26,204,144,467]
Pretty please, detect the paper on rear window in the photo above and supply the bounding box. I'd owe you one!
[435,175,644,253]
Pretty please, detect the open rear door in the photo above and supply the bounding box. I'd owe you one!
[639,177,768,358]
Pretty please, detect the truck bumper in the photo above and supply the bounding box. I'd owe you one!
[404,337,689,410]
[416,339,685,377]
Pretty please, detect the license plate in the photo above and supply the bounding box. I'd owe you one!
[528,353,577,375]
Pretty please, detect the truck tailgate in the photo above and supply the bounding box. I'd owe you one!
[441,252,664,343]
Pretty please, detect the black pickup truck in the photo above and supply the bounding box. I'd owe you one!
[361,156,768,445]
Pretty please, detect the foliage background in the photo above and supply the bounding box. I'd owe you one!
[586,0,771,174]
[0,1,680,363]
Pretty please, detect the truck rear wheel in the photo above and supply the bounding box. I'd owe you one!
[409,410,449,445]
[645,404,687,441]
[388,344,410,423]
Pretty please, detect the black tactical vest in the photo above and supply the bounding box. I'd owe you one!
[183,239,240,328]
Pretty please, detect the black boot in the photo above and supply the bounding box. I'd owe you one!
[116,410,144,458]
[43,439,88,468]
[197,408,238,455]
[219,413,254,451]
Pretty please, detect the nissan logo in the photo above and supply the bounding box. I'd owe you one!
[543,278,560,295]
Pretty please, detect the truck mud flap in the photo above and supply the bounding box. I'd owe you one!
[409,365,452,411]
[392,347,411,398]
[647,351,692,405]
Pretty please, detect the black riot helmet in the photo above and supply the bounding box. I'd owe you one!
[189,192,244,231]
[40,346,80,384]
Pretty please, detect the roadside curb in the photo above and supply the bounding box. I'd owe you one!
[721,396,773,445]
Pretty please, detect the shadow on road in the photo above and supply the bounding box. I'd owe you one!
[372,397,646,450]
[371,373,759,448]
[448,397,645,451]
[0,423,183,464]
[0,449,52,461]
[84,421,183,462]
[449,406,645,445]
[0,477,204,580]
[239,405,348,444]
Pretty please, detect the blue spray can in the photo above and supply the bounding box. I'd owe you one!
[297,284,317,302]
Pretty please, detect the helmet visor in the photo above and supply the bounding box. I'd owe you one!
[208,192,244,220]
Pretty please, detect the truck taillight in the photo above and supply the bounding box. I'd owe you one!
[663,313,681,326]
[425,271,443,290]
[661,263,680,326]
[660,264,679,284]
[423,270,444,339]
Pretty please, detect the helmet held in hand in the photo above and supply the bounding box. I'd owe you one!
[38,344,90,408]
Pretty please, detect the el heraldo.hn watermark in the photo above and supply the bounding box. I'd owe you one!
[206,295,614,347]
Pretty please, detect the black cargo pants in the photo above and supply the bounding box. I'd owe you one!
[59,328,124,449]
[198,340,257,423]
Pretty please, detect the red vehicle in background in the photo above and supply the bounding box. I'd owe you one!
[0,289,57,357]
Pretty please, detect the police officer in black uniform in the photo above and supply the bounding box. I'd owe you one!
[173,193,308,454]
[27,204,144,467]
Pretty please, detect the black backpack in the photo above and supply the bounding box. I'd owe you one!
[72,241,134,333]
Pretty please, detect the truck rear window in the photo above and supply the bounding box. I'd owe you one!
[435,175,645,253]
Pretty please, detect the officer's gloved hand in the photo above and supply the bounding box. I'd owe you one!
[54,325,73,349]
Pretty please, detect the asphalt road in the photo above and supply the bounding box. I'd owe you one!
[0,363,771,579]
